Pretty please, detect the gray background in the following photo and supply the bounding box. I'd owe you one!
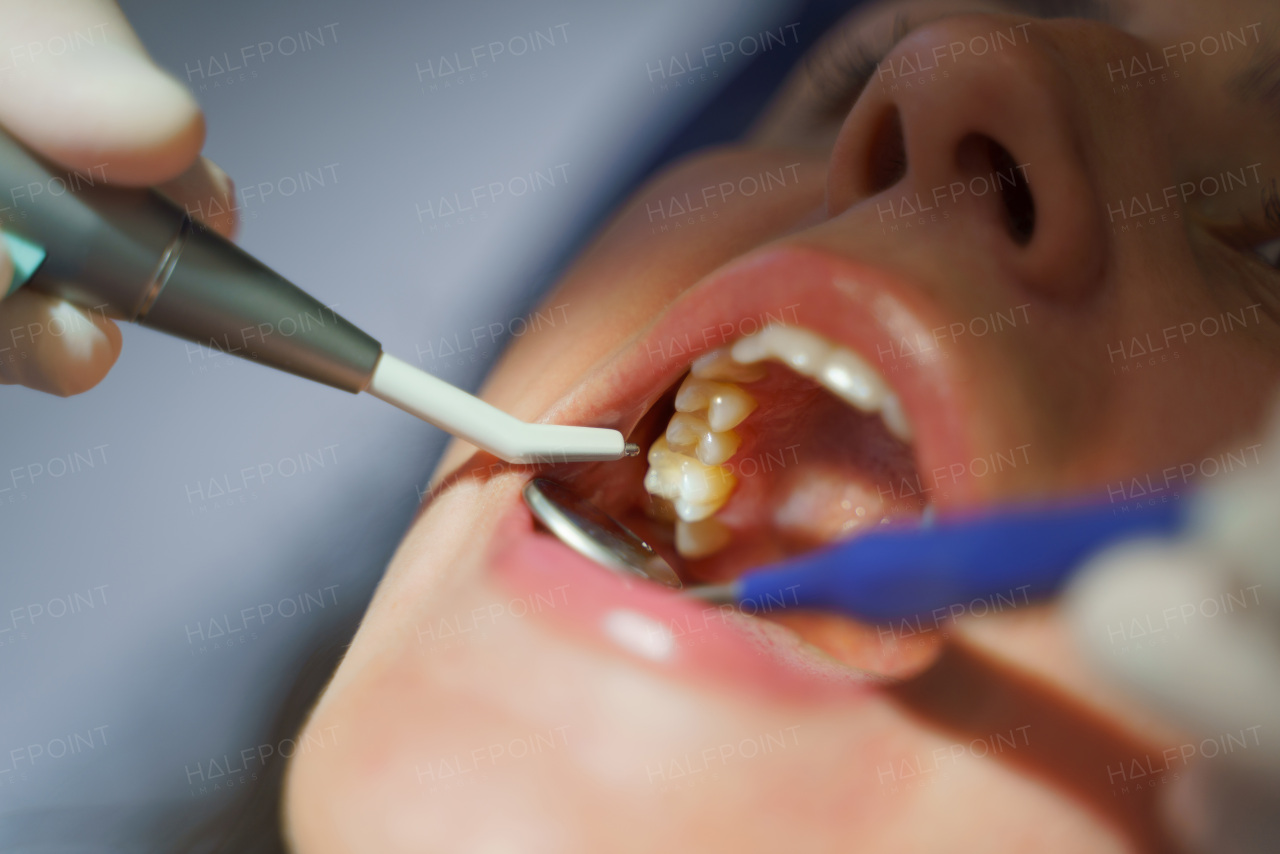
[0,0,798,845]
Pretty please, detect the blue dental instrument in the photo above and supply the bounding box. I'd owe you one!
[684,497,1187,624]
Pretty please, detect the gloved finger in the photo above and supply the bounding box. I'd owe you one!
[0,283,122,396]
[0,0,204,185]
[1162,760,1280,854]
[157,155,239,240]
[1193,441,1280,606]
[1064,539,1280,770]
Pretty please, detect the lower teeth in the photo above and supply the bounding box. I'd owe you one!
[675,516,731,559]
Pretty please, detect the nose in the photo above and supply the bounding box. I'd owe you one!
[827,16,1106,302]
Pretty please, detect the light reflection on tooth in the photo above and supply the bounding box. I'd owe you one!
[696,429,740,466]
[819,348,887,412]
[691,348,766,383]
[880,393,914,442]
[665,412,707,451]
[707,385,756,432]
[675,517,731,558]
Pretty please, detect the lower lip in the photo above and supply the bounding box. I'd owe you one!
[486,493,882,701]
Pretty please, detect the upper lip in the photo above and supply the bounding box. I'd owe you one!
[534,242,985,509]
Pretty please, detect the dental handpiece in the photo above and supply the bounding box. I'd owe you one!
[0,127,633,464]
[687,498,1187,624]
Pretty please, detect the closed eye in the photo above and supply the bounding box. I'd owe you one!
[802,0,1121,124]
[1258,237,1280,268]
[805,12,918,122]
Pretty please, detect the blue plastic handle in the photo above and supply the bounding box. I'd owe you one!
[736,497,1187,624]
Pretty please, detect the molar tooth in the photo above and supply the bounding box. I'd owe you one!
[732,324,830,375]
[679,460,735,504]
[665,412,707,451]
[762,325,831,376]
[675,517,731,559]
[706,384,756,432]
[674,376,715,412]
[674,498,722,523]
[692,348,766,382]
[643,464,682,501]
[647,435,684,467]
[818,347,888,413]
[880,393,914,442]
[696,429,740,466]
[670,411,742,464]
[729,333,771,365]
[644,435,736,512]
[644,437,687,500]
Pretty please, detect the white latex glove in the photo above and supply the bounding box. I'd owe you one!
[1066,399,1280,854]
[0,0,236,396]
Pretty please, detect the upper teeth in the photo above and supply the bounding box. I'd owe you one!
[665,412,741,466]
[644,435,737,521]
[643,323,914,560]
[730,325,911,442]
[688,349,767,383]
[675,378,758,432]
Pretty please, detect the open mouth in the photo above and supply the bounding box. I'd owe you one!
[574,323,924,581]
[512,245,985,676]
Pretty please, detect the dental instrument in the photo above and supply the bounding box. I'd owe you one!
[685,498,1187,623]
[0,127,633,465]
[523,478,682,588]
[525,476,1190,622]
[524,475,1189,620]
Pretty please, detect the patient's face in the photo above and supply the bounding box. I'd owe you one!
[286,0,1280,850]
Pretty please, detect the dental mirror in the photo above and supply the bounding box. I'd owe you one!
[522,477,682,589]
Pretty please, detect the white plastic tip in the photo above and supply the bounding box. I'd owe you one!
[366,352,630,465]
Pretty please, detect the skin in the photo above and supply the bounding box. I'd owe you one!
[283,0,1280,851]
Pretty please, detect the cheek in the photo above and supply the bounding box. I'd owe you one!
[1092,238,1280,464]
[477,149,829,419]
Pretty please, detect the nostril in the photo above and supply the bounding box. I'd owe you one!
[865,108,907,194]
[987,137,1035,245]
[956,134,1036,245]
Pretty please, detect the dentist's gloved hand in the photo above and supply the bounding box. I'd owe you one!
[0,0,237,396]
[1066,401,1280,854]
